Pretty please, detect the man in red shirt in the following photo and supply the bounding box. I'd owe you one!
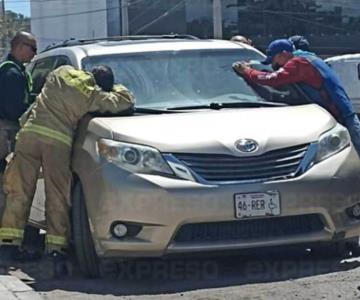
[232,39,360,157]
[233,40,321,91]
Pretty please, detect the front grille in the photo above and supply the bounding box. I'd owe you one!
[172,144,309,182]
[173,214,324,244]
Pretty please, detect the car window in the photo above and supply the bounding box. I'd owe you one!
[31,55,71,95]
[82,49,308,109]
[54,56,71,69]
[82,49,258,108]
[31,57,57,94]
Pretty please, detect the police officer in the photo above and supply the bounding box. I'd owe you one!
[0,65,134,259]
[0,31,37,214]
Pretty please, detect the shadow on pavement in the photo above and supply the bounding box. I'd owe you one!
[7,248,360,297]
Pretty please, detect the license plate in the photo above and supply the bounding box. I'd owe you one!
[234,191,280,218]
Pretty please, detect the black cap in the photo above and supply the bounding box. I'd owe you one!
[289,35,310,51]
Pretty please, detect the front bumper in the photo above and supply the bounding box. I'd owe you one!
[74,145,360,258]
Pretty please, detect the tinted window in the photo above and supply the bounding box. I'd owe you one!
[31,55,71,95]
[31,57,57,94]
[54,56,71,69]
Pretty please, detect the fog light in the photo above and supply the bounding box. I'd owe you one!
[112,223,128,238]
[110,221,143,239]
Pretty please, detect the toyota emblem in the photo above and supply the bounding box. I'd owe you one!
[235,139,258,153]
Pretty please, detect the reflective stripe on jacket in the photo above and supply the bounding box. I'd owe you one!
[20,65,134,146]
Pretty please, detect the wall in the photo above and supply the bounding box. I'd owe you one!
[31,0,108,51]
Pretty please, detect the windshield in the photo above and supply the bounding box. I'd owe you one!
[82,49,305,109]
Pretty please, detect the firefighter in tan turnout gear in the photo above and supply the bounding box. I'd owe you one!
[0,65,134,259]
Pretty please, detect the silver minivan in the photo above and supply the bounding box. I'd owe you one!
[27,36,360,277]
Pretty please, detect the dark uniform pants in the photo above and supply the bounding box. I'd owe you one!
[0,132,72,252]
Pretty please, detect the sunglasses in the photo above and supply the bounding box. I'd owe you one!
[23,42,37,53]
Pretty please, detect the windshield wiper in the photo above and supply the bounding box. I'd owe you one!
[167,101,286,110]
[135,107,181,114]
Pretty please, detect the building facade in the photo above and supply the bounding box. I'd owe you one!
[31,0,360,55]
[31,0,108,51]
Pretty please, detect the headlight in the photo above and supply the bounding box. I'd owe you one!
[97,139,173,175]
[314,124,350,163]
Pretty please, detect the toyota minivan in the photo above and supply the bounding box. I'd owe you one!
[27,36,360,277]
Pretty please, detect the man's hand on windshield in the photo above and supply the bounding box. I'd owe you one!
[232,61,251,76]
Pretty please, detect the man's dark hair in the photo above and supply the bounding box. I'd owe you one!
[288,35,310,52]
[91,65,114,92]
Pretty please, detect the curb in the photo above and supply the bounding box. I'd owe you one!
[0,275,43,300]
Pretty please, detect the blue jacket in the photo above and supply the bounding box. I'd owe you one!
[293,50,355,123]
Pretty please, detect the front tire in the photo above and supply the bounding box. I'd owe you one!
[72,181,100,278]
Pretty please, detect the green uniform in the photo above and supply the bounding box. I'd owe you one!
[0,57,33,223]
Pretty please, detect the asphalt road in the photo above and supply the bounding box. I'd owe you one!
[7,248,360,300]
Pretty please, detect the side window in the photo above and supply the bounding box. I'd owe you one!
[358,63,360,80]
[31,57,57,94]
[54,56,71,69]
[31,55,72,95]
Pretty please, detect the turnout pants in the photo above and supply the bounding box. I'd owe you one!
[0,120,20,218]
[0,132,72,252]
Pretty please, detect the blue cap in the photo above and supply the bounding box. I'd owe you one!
[261,39,295,65]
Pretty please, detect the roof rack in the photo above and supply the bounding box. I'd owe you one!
[42,34,199,53]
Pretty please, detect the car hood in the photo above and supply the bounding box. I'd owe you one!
[88,104,336,156]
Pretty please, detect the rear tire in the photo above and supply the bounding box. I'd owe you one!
[72,181,101,278]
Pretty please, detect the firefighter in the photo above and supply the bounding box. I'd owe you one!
[232,39,360,158]
[0,32,37,215]
[0,65,134,259]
